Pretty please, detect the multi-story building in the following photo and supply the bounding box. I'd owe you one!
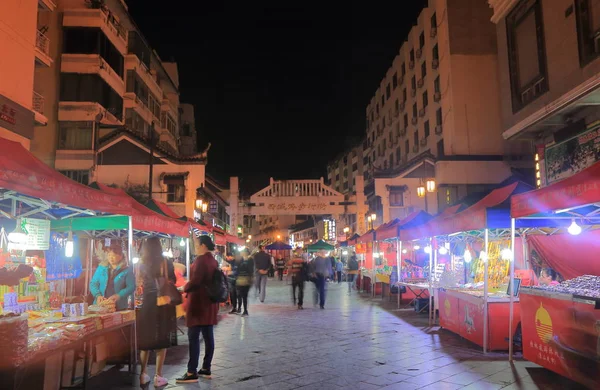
[0,0,55,148]
[359,0,519,228]
[327,141,366,194]
[489,0,600,187]
[25,0,206,217]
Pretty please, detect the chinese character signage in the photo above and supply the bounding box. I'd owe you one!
[0,94,34,139]
[23,218,51,250]
[266,202,328,212]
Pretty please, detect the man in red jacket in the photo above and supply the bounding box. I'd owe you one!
[176,235,219,383]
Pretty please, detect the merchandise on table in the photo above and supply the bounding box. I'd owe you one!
[529,274,600,299]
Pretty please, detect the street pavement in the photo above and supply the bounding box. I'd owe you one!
[89,278,588,390]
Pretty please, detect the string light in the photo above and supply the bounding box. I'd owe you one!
[464,249,472,263]
[568,220,582,236]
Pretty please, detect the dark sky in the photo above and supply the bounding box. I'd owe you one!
[126,0,426,192]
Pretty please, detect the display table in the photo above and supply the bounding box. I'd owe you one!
[519,287,599,389]
[397,281,432,311]
[4,312,137,390]
[438,289,520,351]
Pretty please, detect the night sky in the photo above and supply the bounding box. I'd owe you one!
[126,0,426,192]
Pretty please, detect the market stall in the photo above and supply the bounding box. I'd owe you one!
[355,230,376,293]
[509,161,600,388]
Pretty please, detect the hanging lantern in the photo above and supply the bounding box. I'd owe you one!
[417,186,425,198]
[426,179,436,193]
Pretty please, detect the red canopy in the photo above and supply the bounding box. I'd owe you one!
[214,233,226,246]
[148,198,211,233]
[0,137,131,215]
[357,229,376,244]
[375,219,401,241]
[93,183,189,237]
[401,203,464,241]
[225,233,244,246]
[511,161,600,218]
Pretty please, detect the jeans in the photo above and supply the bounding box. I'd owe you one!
[337,271,342,283]
[255,273,268,302]
[277,268,284,280]
[187,325,214,374]
[229,281,238,309]
[315,274,326,307]
[237,285,250,312]
[292,277,304,306]
[347,274,355,292]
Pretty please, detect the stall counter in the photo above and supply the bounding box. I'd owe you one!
[520,287,599,389]
[439,289,520,351]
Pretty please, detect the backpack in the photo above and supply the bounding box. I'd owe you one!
[205,268,229,303]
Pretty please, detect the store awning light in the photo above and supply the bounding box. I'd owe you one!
[342,250,348,255]
[65,231,74,258]
[413,245,420,250]
[568,220,582,236]
[179,238,186,247]
[424,245,432,254]
[8,219,27,244]
[401,249,407,254]
[132,257,140,264]
[464,249,472,263]
[438,246,448,255]
[501,248,513,261]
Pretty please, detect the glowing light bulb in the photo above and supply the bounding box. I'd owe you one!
[65,232,74,258]
[568,220,582,236]
[401,249,407,254]
[342,251,348,255]
[424,246,432,254]
[180,238,186,247]
[132,257,140,264]
[8,219,27,244]
[413,245,420,250]
[501,248,513,261]
[464,249,472,263]
[439,246,448,255]
[480,251,488,262]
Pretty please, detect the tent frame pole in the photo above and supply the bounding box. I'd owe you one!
[186,237,191,281]
[483,228,489,354]
[509,218,516,362]
[396,238,402,309]
[428,237,433,327]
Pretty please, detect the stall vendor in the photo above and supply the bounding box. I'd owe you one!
[539,268,559,286]
[90,242,135,311]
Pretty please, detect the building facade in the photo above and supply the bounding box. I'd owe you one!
[21,0,206,217]
[489,0,600,187]
[333,0,522,230]
[0,0,54,148]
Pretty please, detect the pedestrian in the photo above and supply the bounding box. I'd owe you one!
[253,245,271,302]
[226,252,243,314]
[336,259,344,284]
[235,249,253,316]
[289,252,308,309]
[311,250,332,309]
[275,255,286,281]
[329,254,336,281]
[137,237,176,387]
[347,252,359,293]
[176,235,219,384]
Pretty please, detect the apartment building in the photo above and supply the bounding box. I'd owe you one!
[326,141,366,194]
[26,0,205,217]
[359,0,516,227]
[0,0,55,148]
[489,0,600,187]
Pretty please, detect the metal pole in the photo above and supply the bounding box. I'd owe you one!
[483,228,489,353]
[186,237,190,281]
[433,237,438,325]
[128,216,137,367]
[509,218,516,361]
[396,238,401,309]
[148,122,154,200]
[428,237,433,326]
[84,236,94,297]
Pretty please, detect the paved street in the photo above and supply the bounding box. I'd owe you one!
[90,279,587,390]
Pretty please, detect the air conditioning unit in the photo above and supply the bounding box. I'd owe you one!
[416,48,423,59]
[435,125,443,135]
[417,78,424,88]
[430,27,437,38]
[411,89,417,97]
[409,60,415,69]
[432,59,439,69]
[412,144,419,153]
[420,138,427,146]
[419,107,426,117]
[434,92,441,102]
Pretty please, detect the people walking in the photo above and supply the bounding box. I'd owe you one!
[225,253,242,314]
[347,252,359,293]
[136,237,176,387]
[289,252,308,309]
[253,245,271,302]
[235,249,253,316]
[176,235,219,384]
[311,250,332,309]
[336,259,344,284]
[275,256,286,281]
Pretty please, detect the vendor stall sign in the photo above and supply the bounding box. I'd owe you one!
[22,218,50,250]
[0,95,34,139]
[323,219,336,242]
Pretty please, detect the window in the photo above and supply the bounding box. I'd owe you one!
[343,181,349,190]
[403,114,408,128]
[126,71,161,119]
[386,84,391,100]
[390,191,404,206]
[423,91,428,108]
[424,120,430,138]
[63,27,124,78]
[419,32,425,49]
[401,62,406,76]
[363,156,368,165]
[59,170,90,185]
[402,89,407,103]
[381,118,385,129]
[343,169,348,178]
[394,99,399,113]
[405,139,409,157]
[58,121,93,150]
[434,76,441,93]
[392,73,398,89]
[421,61,427,78]
[575,0,600,65]
[431,12,437,29]
[335,174,340,181]
[432,44,439,61]
[125,109,150,138]
[352,163,358,171]
[412,103,417,118]
[506,0,548,112]
[413,131,419,147]
[60,73,123,119]
[376,104,379,114]
[372,151,376,161]
[411,76,416,90]
[395,122,401,137]
[389,153,394,167]
[436,107,443,125]
[410,49,415,62]
[381,95,385,107]
[167,184,185,203]
[161,112,177,137]
[383,139,387,150]
[396,147,401,163]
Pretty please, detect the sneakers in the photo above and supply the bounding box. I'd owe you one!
[241,311,249,317]
[140,373,150,386]
[298,305,303,310]
[153,375,168,387]
[198,368,212,378]
[320,305,325,309]
[229,308,238,314]
[175,373,199,383]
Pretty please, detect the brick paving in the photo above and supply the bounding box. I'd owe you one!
[89,279,588,389]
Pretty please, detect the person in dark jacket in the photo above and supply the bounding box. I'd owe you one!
[253,245,271,302]
[226,253,242,314]
[347,252,359,293]
[137,237,176,387]
[235,249,254,316]
[289,253,308,309]
[275,256,286,281]
[176,235,219,384]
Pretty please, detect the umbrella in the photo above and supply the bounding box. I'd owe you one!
[306,240,335,252]
[265,241,292,250]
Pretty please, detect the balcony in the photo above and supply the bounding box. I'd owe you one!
[435,125,443,135]
[416,48,423,59]
[61,54,125,96]
[32,91,48,125]
[161,98,178,118]
[417,78,424,88]
[63,8,127,54]
[411,117,418,125]
[38,0,56,11]
[123,93,154,125]
[419,107,426,117]
[58,102,122,125]
[434,92,441,102]
[430,27,437,38]
[432,59,439,69]
[124,54,163,99]
[34,30,52,67]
